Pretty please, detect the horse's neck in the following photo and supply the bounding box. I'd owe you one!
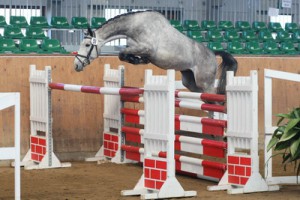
[95,14,133,42]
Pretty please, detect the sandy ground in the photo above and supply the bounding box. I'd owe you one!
[1,158,300,200]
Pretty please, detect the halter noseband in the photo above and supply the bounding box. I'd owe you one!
[75,31,99,67]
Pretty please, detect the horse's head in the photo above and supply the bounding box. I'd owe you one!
[74,28,99,72]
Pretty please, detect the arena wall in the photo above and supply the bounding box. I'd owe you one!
[0,55,299,161]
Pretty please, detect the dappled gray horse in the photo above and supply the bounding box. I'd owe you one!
[74,11,237,95]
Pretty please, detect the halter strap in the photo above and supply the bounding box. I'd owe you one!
[75,31,99,67]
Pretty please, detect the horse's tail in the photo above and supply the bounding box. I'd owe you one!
[213,51,238,95]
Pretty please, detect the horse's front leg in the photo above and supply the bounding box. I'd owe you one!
[118,40,152,65]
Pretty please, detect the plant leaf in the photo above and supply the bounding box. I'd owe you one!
[267,137,279,151]
[279,126,299,142]
[291,137,300,158]
[274,141,292,151]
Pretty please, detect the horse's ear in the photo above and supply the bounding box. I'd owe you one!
[88,28,93,36]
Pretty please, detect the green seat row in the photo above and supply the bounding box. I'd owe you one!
[3,27,48,39]
[170,19,299,34]
[0,15,106,29]
[186,29,300,43]
[0,38,69,54]
[207,41,299,55]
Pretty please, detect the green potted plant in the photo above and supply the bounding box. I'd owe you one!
[267,107,300,181]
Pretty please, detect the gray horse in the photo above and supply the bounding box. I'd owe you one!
[74,11,237,95]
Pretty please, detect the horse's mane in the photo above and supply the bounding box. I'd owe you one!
[96,10,158,30]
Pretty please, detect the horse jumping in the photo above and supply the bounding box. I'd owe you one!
[73,11,238,95]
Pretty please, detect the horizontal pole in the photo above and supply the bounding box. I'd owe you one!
[49,82,144,96]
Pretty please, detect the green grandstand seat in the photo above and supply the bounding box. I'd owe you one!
[39,39,68,54]
[218,21,234,31]
[201,20,217,31]
[170,19,184,32]
[26,27,48,39]
[30,16,51,28]
[235,21,251,31]
[207,30,223,42]
[10,16,29,28]
[0,16,8,27]
[224,30,240,41]
[252,21,267,32]
[258,30,274,42]
[263,41,280,55]
[71,17,89,29]
[285,22,298,33]
[18,39,40,53]
[280,41,298,55]
[227,41,245,54]
[292,29,300,42]
[245,41,263,54]
[208,42,224,51]
[186,31,205,42]
[91,17,106,29]
[50,16,73,29]
[241,30,257,41]
[268,22,283,32]
[0,38,19,53]
[183,20,201,31]
[3,27,25,39]
[276,30,292,42]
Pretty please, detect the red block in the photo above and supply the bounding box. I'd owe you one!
[108,142,114,150]
[144,179,155,189]
[31,153,38,161]
[104,149,111,157]
[36,145,43,154]
[228,164,235,174]
[156,181,164,190]
[114,143,118,151]
[240,157,251,166]
[145,159,155,168]
[156,160,167,170]
[43,147,46,155]
[228,156,239,164]
[246,167,251,176]
[111,135,118,142]
[38,155,44,162]
[39,138,46,146]
[235,166,245,176]
[144,168,150,178]
[103,133,111,141]
[228,175,240,185]
[103,141,108,148]
[240,177,249,185]
[150,169,161,180]
[161,171,167,180]
[31,136,38,144]
[31,144,36,153]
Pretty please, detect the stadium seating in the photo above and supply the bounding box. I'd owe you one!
[235,21,251,31]
[227,41,245,54]
[39,39,68,54]
[218,21,234,31]
[71,17,89,29]
[91,17,106,29]
[0,16,8,27]
[224,30,240,41]
[18,39,40,53]
[201,20,217,31]
[186,31,206,42]
[208,42,224,51]
[51,16,73,29]
[0,39,19,53]
[30,16,51,28]
[26,27,48,39]
[3,27,25,39]
[183,20,201,31]
[10,16,29,28]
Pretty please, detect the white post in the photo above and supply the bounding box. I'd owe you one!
[0,93,21,200]
[264,69,300,185]
[21,65,71,170]
[121,70,196,199]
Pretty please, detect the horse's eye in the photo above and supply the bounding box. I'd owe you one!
[85,44,91,47]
